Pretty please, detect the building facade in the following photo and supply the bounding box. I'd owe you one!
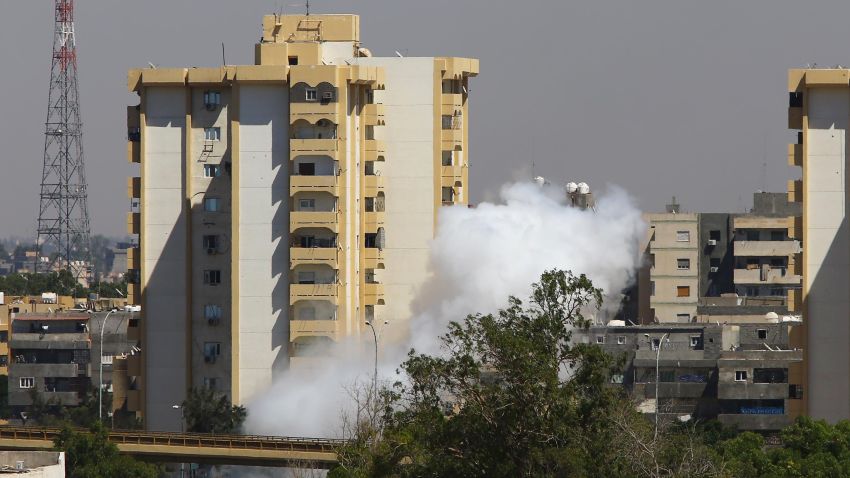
[127,13,478,430]
[787,68,850,421]
[577,322,803,431]
[645,212,700,323]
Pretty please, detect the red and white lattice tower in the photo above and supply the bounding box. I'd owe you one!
[36,0,91,279]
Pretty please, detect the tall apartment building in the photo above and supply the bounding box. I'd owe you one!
[787,68,850,421]
[126,13,478,430]
[640,193,801,325]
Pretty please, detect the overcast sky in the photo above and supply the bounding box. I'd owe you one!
[0,1,844,237]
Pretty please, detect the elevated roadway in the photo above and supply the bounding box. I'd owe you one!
[0,427,342,468]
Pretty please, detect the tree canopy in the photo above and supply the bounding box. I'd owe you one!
[182,387,247,434]
[54,422,160,478]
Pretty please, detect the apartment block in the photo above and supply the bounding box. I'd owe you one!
[787,68,850,421]
[127,13,478,430]
[577,322,803,431]
[645,212,700,323]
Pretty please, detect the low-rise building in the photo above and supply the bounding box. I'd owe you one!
[577,321,803,430]
[0,451,64,477]
[8,312,91,416]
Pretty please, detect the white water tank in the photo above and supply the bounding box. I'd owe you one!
[577,182,590,194]
[565,182,578,194]
[533,176,546,187]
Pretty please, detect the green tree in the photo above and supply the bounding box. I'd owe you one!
[182,387,247,434]
[54,422,159,478]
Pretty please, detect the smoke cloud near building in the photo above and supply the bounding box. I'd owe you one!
[246,180,647,437]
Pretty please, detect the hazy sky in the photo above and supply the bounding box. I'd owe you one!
[0,1,844,237]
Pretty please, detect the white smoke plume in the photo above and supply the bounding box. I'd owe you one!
[246,181,646,437]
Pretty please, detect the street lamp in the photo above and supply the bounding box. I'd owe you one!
[98,310,116,421]
[364,320,389,397]
[644,332,670,441]
[172,405,185,478]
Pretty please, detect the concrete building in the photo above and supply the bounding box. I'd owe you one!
[87,311,140,421]
[787,67,850,421]
[0,451,64,477]
[578,322,803,431]
[8,312,91,416]
[127,13,478,429]
[645,212,700,323]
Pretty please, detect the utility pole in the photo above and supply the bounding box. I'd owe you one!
[36,0,92,283]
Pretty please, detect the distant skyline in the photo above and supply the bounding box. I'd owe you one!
[0,1,844,237]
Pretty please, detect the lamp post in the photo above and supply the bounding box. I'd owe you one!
[172,405,185,478]
[645,332,670,441]
[364,320,388,398]
[98,310,116,421]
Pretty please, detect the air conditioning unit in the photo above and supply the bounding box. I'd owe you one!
[710,267,719,273]
[707,239,718,246]
[206,248,215,255]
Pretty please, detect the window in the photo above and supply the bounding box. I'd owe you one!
[202,235,218,251]
[203,164,221,178]
[651,338,661,351]
[204,342,221,362]
[204,197,220,212]
[676,286,690,297]
[735,371,748,382]
[757,329,767,339]
[710,257,721,268]
[204,270,221,285]
[441,115,453,130]
[441,186,454,204]
[204,304,222,320]
[365,233,378,248]
[746,230,759,241]
[298,272,316,284]
[677,258,690,270]
[203,91,221,109]
[709,230,721,241]
[442,151,453,166]
[617,336,626,345]
[204,377,218,390]
[0,331,7,343]
[690,336,701,348]
[288,56,298,66]
[128,127,141,142]
[0,356,7,367]
[19,377,34,389]
[677,313,690,322]
[299,199,316,211]
[204,127,221,141]
[648,253,655,268]
[298,307,316,321]
[101,355,114,365]
[789,91,803,108]
[676,231,690,242]
[650,281,655,297]
[596,336,605,344]
[306,88,318,101]
[297,162,315,176]
[770,230,785,241]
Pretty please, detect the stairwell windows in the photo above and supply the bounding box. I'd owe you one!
[306,88,318,101]
[204,197,220,212]
[204,127,221,141]
[204,377,218,390]
[735,371,748,382]
[204,342,221,362]
[202,235,219,251]
[19,377,34,389]
[203,164,221,178]
[677,258,690,270]
[203,270,221,285]
[204,305,222,320]
[203,91,221,110]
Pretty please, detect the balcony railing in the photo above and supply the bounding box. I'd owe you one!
[733,241,801,257]
[290,284,338,305]
[290,176,339,196]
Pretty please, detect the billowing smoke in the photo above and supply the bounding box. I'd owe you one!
[246,181,646,437]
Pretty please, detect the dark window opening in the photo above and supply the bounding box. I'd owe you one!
[298,163,316,176]
[365,233,378,248]
[789,92,803,108]
[754,368,787,384]
[709,230,721,241]
[288,56,299,66]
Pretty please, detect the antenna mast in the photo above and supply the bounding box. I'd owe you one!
[36,0,92,282]
[306,0,310,15]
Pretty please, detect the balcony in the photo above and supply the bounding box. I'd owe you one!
[718,382,790,400]
[364,248,384,263]
[290,139,341,160]
[128,140,140,164]
[364,211,385,229]
[127,212,140,235]
[10,363,79,378]
[441,93,463,116]
[363,103,386,126]
[290,176,339,196]
[718,413,791,431]
[290,247,338,268]
[290,102,339,125]
[290,211,338,233]
[364,175,384,197]
[290,283,338,305]
[364,139,386,155]
[364,283,385,304]
[733,241,801,257]
[441,165,463,180]
[10,333,90,350]
[734,268,801,285]
[290,319,338,339]
[441,128,463,150]
[788,143,802,167]
[127,177,141,199]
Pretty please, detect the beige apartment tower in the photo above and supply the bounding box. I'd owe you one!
[787,68,850,422]
[125,14,478,430]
